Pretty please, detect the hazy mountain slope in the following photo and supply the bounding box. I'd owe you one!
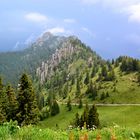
[0,33,67,84]
[0,32,140,104]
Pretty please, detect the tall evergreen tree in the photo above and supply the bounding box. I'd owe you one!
[74,113,80,127]
[86,81,97,100]
[88,104,100,128]
[78,97,83,109]
[78,102,89,128]
[17,73,39,126]
[50,100,60,116]
[84,71,89,85]
[0,77,6,124]
[6,84,18,121]
[101,65,108,78]
[0,107,6,124]
[76,78,80,97]
[91,67,96,78]
[67,96,72,111]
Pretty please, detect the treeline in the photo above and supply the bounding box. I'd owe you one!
[0,74,40,126]
[0,73,61,125]
[117,56,140,72]
[40,92,60,120]
[73,103,99,129]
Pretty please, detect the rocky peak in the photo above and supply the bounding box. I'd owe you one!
[41,32,53,40]
[36,37,81,84]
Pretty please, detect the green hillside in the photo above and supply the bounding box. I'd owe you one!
[38,105,140,130]
[0,33,67,85]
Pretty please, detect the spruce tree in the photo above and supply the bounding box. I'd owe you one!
[0,108,6,124]
[84,71,89,85]
[17,73,39,126]
[91,67,96,78]
[100,92,106,100]
[86,81,97,100]
[82,102,89,128]
[50,100,60,116]
[78,97,83,109]
[0,77,7,123]
[67,96,72,111]
[74,113,80,127]
[6,84,18,121]
[88,104,99,128]
[101,65,108,79]
[76,78,80,97]
[79,115,84,129]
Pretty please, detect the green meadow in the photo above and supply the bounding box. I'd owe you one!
[38,105,140,130]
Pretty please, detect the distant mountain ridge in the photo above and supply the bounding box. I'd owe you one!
[0,32,100,85]
[0,32,140,104]
[0,32,66,84]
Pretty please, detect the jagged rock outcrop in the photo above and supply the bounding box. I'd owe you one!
[36,37,81,84]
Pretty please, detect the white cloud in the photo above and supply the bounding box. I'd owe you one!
[46,27,72,35]
[64,18,76,23]
[80,0,140,23]
[125,33,140,45]
[124,4,140,23]
[48,27,65,34]
[81,27,96,38]
[25,12,48,23]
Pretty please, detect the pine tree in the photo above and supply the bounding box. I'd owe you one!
[106,92,109,98]
[101,65,108,78]
[50,100,60,116]
[78,97,83,109]
[0,77,7,123]
[6,84,18,121]
[84,71,89,85]
[91,67,96,78]
[17,73,39,126]
[76,78,80,97]
[79,115,84,129]
[100,92,106,100]
[67,96,72,111]
[82,102,89,128]
[86,81,97,100]
[74,113,80,127]
[88,104,100,128]
[0,107,6,124]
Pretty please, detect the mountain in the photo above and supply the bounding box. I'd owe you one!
[0,32,66,84]
[0,32,101,85]
[0,32,140,104]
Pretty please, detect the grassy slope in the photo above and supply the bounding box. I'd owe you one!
[86,67,140,104]
[58,57,140,103]
[38,105,140,130]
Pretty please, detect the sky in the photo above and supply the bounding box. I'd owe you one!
[0,0,140,59]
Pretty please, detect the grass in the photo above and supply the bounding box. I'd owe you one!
[0,105,140,140]
[0,125,140,140]
[38,105,140,130]
[92,71,140,104]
